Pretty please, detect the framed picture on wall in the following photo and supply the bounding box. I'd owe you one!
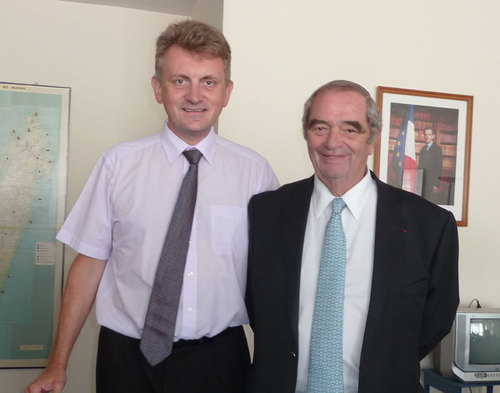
[0,82,70,367]
[374,86,473,226]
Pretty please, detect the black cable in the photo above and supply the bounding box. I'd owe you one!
[468,298,482,308]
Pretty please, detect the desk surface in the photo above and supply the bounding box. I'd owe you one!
[423,369,500,388]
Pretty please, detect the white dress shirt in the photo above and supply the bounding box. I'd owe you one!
[57,122,279,340]
[296,171,377,393]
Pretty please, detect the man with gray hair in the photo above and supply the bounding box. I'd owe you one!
[26,20,278,393]
[246,80,458,392]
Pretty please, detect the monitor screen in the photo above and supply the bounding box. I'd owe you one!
[469,318,500,364]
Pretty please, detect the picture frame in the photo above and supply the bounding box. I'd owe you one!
[0,82,70,367]
[374,86,473,226]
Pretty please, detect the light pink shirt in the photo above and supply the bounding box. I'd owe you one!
[57,122,279,340]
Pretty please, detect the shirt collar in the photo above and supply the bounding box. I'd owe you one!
[160,120,216,164]
[312,170,374,220]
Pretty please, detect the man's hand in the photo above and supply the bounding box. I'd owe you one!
[24,364,67,393]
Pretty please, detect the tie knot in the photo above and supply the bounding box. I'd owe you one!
[183,149,202,165]
[332,198,346,215]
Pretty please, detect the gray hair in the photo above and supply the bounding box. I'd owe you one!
[302,80,382,143]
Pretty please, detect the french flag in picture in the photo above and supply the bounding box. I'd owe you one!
[392,105,417,191]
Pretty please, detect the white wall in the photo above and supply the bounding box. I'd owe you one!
[2,0,500,392]
[221,0,500,307]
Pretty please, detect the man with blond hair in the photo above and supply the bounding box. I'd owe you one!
[26,20,278,393]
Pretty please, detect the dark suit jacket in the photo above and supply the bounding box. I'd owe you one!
[246,172,459,393]
[418,143,443,202]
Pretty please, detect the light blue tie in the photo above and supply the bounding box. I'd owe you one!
[307,198,347,393]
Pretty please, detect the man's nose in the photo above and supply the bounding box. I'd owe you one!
[186,84,201,103]
[324,128,342,148]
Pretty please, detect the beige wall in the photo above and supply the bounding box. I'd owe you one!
[221,0,500,305]
[1,0,500,392]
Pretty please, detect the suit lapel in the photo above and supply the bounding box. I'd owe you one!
[366,174,407,319]
[278,173,410,355]
[359,173,425,391]
[282,176,314,342]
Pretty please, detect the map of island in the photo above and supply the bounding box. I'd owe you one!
[0,83,69,366]
[0,113,52,291]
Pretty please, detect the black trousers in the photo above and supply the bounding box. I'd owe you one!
[96,326,250,393]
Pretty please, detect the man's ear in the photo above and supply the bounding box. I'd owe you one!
[368,129,381,155]
[223,80,234,107]
[151,76,163,104]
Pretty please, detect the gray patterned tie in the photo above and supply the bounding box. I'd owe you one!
[307,198,347,392]
[140,148,202,366]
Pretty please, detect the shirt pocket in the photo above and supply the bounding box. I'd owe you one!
[211,206,248,257]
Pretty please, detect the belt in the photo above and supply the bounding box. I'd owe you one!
[173,326,242,349]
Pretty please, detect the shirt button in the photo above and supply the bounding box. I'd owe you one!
[186,307,193,312]
[187,271,194,277]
